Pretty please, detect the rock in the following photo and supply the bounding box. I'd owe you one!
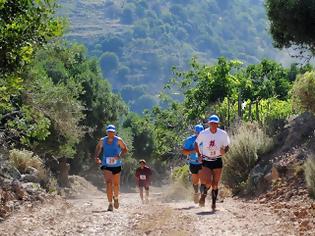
[25,166,38,175]
[293,209,308,219]
[21,173,40,183]
[271,166,280,180]
[285,192,293,201]
[22,182,41,195]
[0,178,12,190]
[0,160,21,180]
[259,198,267,204]
[264,173,272,183]
[11,179,25,200]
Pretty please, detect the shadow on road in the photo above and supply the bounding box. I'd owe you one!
[91,210,108,213]
[175,206,197,211]
[196,211,215,216]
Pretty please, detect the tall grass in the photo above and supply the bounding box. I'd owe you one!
[304,155,315,198]
[222,122,273,194]
[9,149,46,179]
[171,164,190,187]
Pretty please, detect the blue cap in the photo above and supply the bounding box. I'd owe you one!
[106,124,116,133]
[194,124,204,134]
[208,115,220,123]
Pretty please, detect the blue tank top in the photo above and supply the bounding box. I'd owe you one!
[102,136,122,167]
[183,135,201,165]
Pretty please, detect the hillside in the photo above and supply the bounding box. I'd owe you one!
[58,0,284,112]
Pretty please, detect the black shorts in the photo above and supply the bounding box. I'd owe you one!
[189,164,202,174]
[202,158,223,170]
[100,166,122,175]
[139,185,149,191]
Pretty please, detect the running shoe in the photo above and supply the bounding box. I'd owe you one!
[113,197,119,209]
[107,203,113,212]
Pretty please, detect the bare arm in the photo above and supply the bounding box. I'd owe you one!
[220,145,230,156]
[182,149,195,155]
[94,139,103,164]
[194,142,203,162]
[194,142,201,156]
[118,139,128,157]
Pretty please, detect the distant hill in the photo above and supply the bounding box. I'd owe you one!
[58,0,283,113]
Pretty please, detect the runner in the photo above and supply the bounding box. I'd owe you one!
[182,124,204,203]
[135,159,152,204]
[195,115,230,211]
[94,124,128,211]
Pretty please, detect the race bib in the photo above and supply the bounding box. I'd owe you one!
[106,157,117,165]
[139,175,146,180]
[208,140,217,157]
[209,147,217,157]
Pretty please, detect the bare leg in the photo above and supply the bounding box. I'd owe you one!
[139,186,144,203]
[103,170,113,203]
[113,173,120,198]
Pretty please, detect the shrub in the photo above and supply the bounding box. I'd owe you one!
[304,155,315,198]
[171,164,190,187]
[222,122,273,193]
[9,149,44,174]
[291,71,315,113]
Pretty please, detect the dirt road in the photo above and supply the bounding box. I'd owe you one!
[0,184,300,236]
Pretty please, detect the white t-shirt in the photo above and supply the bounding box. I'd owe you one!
[195,128,230,158]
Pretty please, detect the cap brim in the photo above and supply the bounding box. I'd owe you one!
[208,120,219,123]
[106,129,116,132]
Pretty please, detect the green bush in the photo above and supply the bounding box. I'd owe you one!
[171,164,190,187]
[304,155,315,198]
[222,122,273,193]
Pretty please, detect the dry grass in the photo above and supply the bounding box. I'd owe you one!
[9,149,45,176]
[304,155,315,198]
[222,122,273,193]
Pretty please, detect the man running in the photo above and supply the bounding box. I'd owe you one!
[182,124,204,203]
[94,124,128,211]
[195,115,230,211]
[135,159,152,204]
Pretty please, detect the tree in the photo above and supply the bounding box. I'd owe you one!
[0,0,63,76]
[243,59,291,121]
[171,57,242,121]
[0,0,63,116]
[29,43,127,175]
[266,0,315,55]
[100,52,119,77]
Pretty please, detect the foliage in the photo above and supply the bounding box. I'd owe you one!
[170,57,242,120]
[6,105,51,147]
[0,0,64,76]
[222,122,273,194]
[24,43,126,166]
[100,52,119,77]
[291,71,315,114]
[0,0,64,116]
[304,155,315,199]
[171,164,190,187]
[266,0,315,55]
[25,71,85,158]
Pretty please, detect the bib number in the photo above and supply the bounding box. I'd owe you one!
[139,175,146,180]
[106,157,117,165]
[209,148,217,157]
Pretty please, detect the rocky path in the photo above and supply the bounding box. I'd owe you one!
[0,186,303,236]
